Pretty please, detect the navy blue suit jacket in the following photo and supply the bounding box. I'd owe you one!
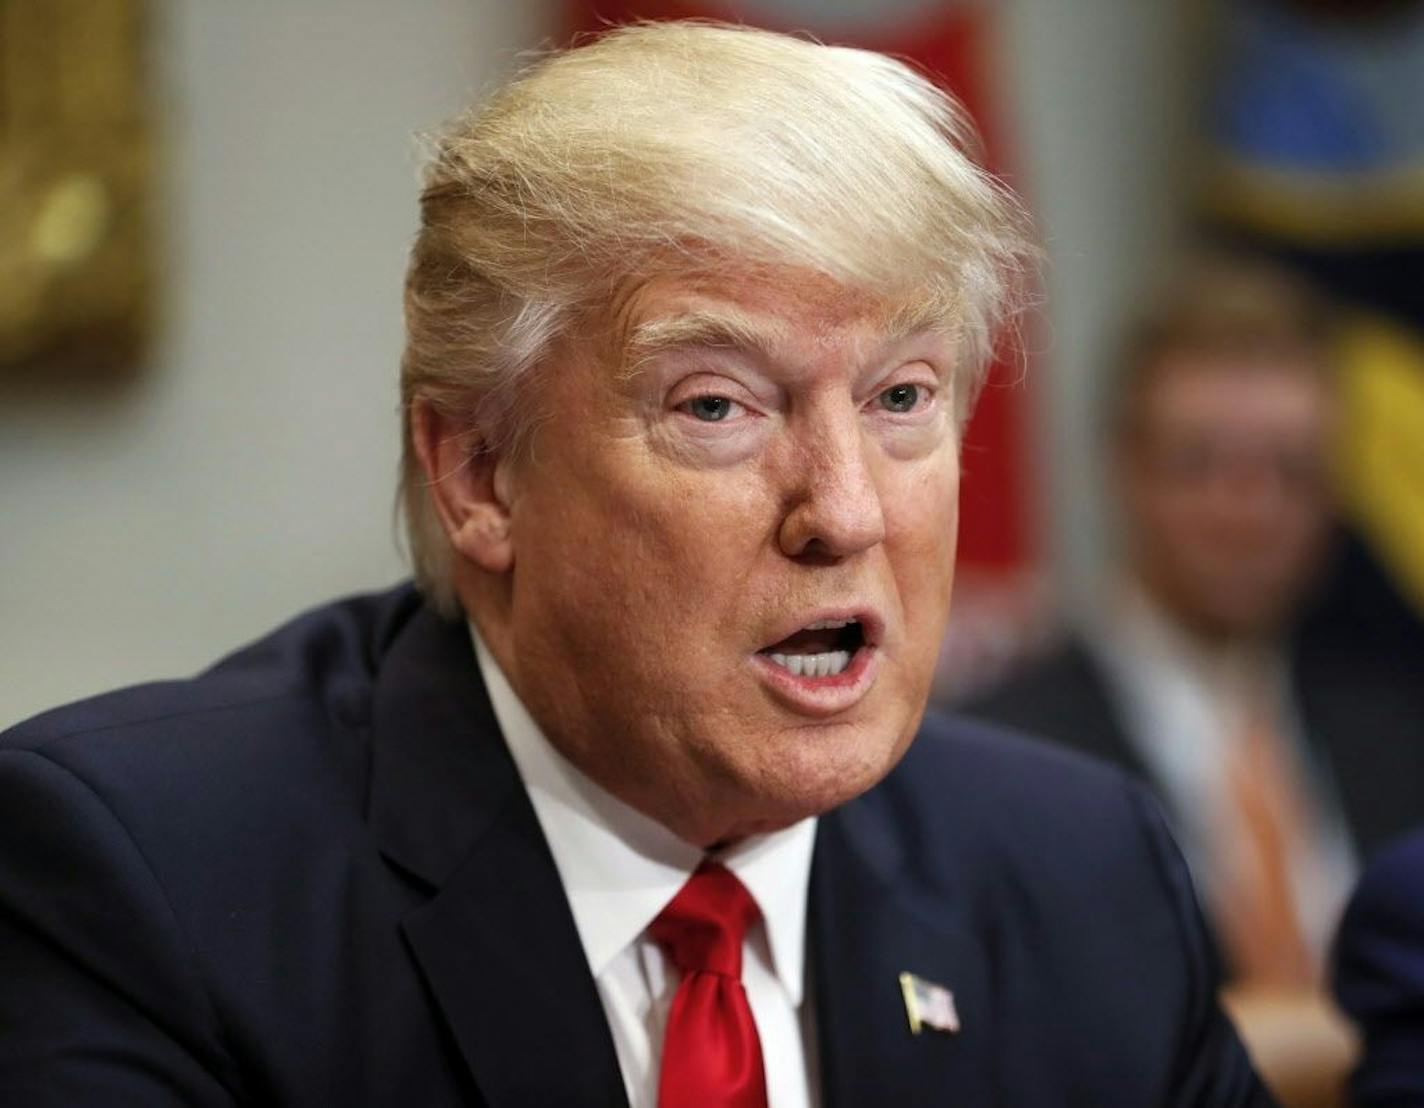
[0,586,1272,1105]
[1334,827,1424,1107]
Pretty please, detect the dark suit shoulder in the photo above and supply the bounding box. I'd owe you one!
[826,713,1271,1105]
[833,711,1185,931]
[0,584,461,1107]
[1335,826,1424,992]
[960,636,1138,772]
[3,585,421,759]
[1348,828,1424,914]
[911,708,1133,808]
[0,584,426,948]
[1334,827,1424,1107]
[1,583,421,797]
[871,711,1156,884]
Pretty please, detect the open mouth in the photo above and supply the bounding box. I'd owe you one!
[757,617,867,679]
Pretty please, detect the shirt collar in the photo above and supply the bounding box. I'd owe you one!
[470,624,817,1006]
[1104,576,1285,696]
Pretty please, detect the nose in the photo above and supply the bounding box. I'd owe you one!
[776,411,887,562]
[1206,450,1298,531]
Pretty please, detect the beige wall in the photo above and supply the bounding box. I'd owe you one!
[1,0,556,726]
[999,0,1195,610]
[1,0,1190,727]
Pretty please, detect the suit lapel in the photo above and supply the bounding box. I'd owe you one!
[368,609,627,1107]
[810,801,995,1108]
[369,606,1002,1107]
[1061,638,1147,777]
[401,800,628,1107]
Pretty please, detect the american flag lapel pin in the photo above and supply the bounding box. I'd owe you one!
[898,971,961,1035]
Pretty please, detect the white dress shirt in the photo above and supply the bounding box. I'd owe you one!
[471,627,820,1108]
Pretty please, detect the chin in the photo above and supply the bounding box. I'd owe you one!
[758,716,913,819]
[693,746,904,847]
[1193,596,1289,641]
[678,688,924,845]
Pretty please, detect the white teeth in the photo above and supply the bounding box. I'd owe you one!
[766,651,852,678]
[803,618,854,631]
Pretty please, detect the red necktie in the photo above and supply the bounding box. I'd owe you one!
[650,861,768,1108]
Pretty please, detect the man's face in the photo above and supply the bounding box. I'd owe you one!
[1120,355,1335,642]
[485,271,961,846]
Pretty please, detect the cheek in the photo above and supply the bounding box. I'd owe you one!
[886,458,961,632]
[519,454,771,666]
[1262,505,1329,572]
[614,466,768,592]
[892,456,959,558]
[1143,489,1211,549]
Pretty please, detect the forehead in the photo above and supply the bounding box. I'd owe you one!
[608,267,939,365]
[1138,354,1331,435]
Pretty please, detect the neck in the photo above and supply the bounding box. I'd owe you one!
[1124,573,1279,661]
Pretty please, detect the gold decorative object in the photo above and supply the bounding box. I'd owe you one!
[0,0,153,376]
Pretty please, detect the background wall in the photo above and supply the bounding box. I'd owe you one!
[0,0,553,726]
[0,0,1190,727]
[1000,0,1196,614]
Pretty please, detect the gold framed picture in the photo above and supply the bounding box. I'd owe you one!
[0,0,154,377]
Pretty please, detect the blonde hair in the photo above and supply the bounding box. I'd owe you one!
[400,20,1036,613]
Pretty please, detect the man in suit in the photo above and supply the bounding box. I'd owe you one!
[965,259,1424,985]
[965,258,1424,1100]
[1334,826,1424,1106]
[0,22,1271,1106]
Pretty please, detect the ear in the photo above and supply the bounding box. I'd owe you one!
[409,398,515,574]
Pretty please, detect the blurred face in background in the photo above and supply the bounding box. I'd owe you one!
[1119,354,1336,644]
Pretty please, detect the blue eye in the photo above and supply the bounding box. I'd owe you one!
[686,396,733,422]
[879,384,920,413]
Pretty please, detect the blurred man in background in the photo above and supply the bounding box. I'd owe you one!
[967,256,1424,1102]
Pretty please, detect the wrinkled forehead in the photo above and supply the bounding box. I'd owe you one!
[603,266,955,373]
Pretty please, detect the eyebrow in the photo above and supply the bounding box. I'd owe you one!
[882,297,955,346]
[618,296,954,379]
[620,310,781,378]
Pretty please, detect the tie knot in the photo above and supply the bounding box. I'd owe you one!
[650,861,760,979]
